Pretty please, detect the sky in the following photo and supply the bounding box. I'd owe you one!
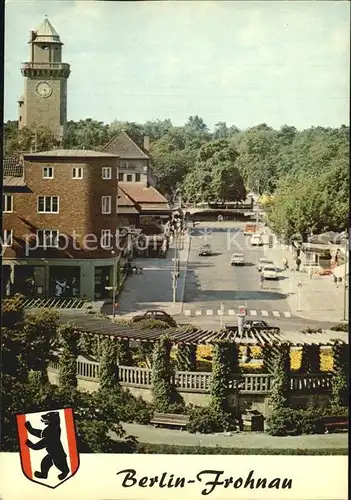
[4,0,350,131]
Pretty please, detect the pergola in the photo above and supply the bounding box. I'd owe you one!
[58,314,348,347]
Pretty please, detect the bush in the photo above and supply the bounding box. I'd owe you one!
[266,407,327,436]
[330,323,349,332]
[187,406,237,434]
[95,388,153,425]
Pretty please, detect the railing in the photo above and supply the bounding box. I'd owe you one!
[174,371,212,392]
[119,365,152,387]
[48,359,333,394]
[290,373,333,392]
[21,62,70,71]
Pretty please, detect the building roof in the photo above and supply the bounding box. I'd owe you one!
[117,187,136,207]
[32,17,62,44]
[3,158,23,177]
[139,203,171,211]
[3,177,26,187]
[119,183,169,205]
[101,130,150,159]
[23,150,119,158]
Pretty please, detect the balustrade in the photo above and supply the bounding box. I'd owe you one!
[48,358,334,394]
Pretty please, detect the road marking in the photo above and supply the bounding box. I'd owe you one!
[250,310,257,316]
[184,310,191,316]
[228,309,235,315]
[261,310,269,317]
[272,311,280,317]
[284,311,291,318]
[195,310,202,316]
[206,309,213,316]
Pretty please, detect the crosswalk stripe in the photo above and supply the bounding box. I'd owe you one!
[272,311,280,317]
[228,309,235,315]
[250,310,257,316]
[284,311,291,318]
[195,310,202,316]
[261,310,269,317]
[184,310,191,316]
[206,310,213,316]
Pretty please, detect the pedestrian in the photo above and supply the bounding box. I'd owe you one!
[334,249,340,265]
[333,274,338,287]
[282,257,288,270]
[296,257,301,271]
[260,273,264,289]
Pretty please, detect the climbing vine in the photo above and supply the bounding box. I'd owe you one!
[58,322,79,391]
[210,342,233,413]
[151,336,175,411]
[115,339,133,366]
[175,343,196,371]
[300,344,320,374]
[262,345,276,374]
[268,344,290,411]
[99,337,119,390]
[331,341,348,407]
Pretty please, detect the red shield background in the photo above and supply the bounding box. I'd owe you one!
[17,408,79,488]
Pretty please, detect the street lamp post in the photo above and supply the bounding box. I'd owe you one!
[111,250,117,317]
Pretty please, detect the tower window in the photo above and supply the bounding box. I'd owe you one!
[72,167,83,179]
[102,167,112,180]
[42,45,49,50]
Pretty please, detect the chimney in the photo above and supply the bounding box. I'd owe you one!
[143,136,150,151]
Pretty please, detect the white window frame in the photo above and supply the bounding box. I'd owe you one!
[101,196,112,214]
[42,166,54,179]
[2,229,13,247]
[37,229,59,248]
[135,173,141,182]
[126,174,133,182]
[118,172,124,182]
[37,196,59,213]
[102,166,112,180]
[101,229,112,249]
[3,194,13,213]
[72,167,83,179]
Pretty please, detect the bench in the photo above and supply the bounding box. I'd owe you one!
[320,416,348,434]
[150,412,190,430]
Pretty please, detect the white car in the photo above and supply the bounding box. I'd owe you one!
[250,234,263,246]
[230,253,245,266]
[257,257,274,272]
[261,265,278,280]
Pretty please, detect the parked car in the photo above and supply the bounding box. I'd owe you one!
[250,233,263,246]
[199,243,212,256]
[257,257,274,272]
[243,223,257,236]
[131,310,177,327]
[225,319,280,332]
[261,265,278,280]
[230,253,245,266]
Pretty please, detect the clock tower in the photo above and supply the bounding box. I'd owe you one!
[18,16,70,143]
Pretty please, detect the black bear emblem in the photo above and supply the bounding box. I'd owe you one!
[25,411,70,481]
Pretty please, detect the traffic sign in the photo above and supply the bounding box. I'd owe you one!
[237,305,247,316]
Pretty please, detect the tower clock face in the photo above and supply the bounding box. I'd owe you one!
[36,81,52,98]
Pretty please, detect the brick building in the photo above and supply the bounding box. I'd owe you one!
[1,150,135,300]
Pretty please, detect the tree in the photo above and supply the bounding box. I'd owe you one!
[268,345,290,411]
[185,115,208,132]
[210,342,232,413]
[182,139,245,203]
[3,125,60,156]
[63,119,111,150]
